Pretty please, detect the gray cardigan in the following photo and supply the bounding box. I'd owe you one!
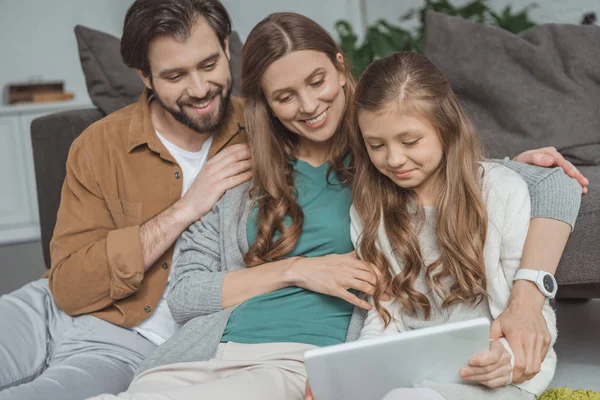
[137,181,367,373]
[137,161,580,374]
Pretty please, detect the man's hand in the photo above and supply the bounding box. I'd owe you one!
[489,281,551,383]
[288,251,377,311]
[175,144,252,225]
[513,147,589,193]
[140,144,252,270]
[461,340,513,388]
[305,380,314,400]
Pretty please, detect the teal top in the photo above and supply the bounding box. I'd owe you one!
[221,159,355,347]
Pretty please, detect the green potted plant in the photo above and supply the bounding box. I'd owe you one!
[336,0,538,79]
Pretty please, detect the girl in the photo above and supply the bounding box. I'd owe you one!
[350,51,556,400]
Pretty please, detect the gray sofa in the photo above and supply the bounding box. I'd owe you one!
[30,16,599,298]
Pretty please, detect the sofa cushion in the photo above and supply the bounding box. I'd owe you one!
[228,31,243,97]
[31,108,105,268]
[75,25,145,115]
[423,11,600,165]
[75,25,243,115]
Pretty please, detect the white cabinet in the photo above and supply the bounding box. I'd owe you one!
[0,101,92,245]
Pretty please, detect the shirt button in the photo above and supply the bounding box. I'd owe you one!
[144,305,152,313]
[162,262,169,270]
[174,171,181,179]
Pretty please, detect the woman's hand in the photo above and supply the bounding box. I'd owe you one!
[288,251,377,310]
[460,340,513,388]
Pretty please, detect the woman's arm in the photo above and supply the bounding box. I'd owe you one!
[168,194,377,325]
[166,199,228,324]
[167,197,304,323]
[222,251,375,311]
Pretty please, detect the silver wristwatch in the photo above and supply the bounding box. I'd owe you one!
[514,269,558,299]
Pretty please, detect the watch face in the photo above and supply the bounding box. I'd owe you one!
[543,275,555,292]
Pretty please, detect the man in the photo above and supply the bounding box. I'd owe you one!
[0,1,251,399]
[0,1,588,399]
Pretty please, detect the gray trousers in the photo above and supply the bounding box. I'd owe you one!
[0,279,156,400]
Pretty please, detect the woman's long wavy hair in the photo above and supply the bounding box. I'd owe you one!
[242,12,356,266]
[351,52,488,324]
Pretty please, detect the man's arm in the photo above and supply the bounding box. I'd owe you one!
[49,140,147,315]
[490,218,570,383]
[493,158,582,383]
[49,142,252,316]
[140,144,253,270]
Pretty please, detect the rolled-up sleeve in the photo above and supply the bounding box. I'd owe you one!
[500,159,582,231]
[49,139,144,315]
[106,225,145,299]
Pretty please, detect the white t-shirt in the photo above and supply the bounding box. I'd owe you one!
[133,130,213,345]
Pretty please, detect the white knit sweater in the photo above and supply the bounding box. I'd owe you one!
[350,162,557,397]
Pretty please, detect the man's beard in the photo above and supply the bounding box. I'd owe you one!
[153,80,232,134]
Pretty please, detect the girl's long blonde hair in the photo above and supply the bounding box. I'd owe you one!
[351,52,488,324]
[241,12,356,266]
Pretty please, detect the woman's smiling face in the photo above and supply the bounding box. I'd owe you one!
[260,50,347,146]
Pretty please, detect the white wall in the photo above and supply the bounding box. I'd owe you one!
[0,0,364,106]
[364,0,597,29]
[490,0,597,25]
[222,0,364,41]
[0,0,595,107]
[0,0,135,105]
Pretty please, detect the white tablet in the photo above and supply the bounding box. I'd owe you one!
[304,317,490,400]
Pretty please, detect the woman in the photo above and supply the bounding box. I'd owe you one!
[90,11,581,400]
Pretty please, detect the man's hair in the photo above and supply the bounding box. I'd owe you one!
[121,0,231,74]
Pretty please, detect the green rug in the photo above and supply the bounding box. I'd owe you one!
[540,389,600,400]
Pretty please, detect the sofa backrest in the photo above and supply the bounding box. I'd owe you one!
[30,108,104,268]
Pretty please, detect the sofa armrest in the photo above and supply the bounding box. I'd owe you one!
[31,108,105,268]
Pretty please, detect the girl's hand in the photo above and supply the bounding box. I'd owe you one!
[460,340,513,388]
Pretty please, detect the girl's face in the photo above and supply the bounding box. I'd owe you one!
[358,104,444,205]
[260,50,347,147]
